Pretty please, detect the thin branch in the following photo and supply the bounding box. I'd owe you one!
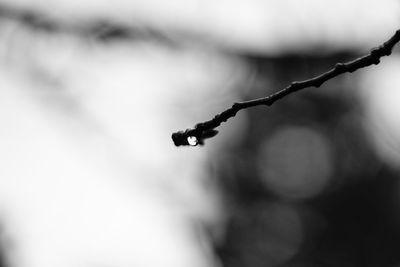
[172,29,400,147]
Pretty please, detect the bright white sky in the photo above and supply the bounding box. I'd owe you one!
[1,0,400,52]
[0,18,242,267]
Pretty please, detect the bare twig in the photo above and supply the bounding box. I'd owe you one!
[172,29,400,147]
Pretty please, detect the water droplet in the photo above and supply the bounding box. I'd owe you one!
[187,136,198,146]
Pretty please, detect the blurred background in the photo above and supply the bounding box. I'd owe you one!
[0,1,400,267]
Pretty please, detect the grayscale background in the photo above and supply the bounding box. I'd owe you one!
[0,1,400,267]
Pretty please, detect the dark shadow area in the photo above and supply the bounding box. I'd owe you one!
[213,52,400,267]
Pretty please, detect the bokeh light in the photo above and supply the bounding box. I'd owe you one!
[359,55,400,169]
[257,126,333,200]
[222,202,303,267]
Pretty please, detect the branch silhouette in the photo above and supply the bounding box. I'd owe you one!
[172,29,400,147]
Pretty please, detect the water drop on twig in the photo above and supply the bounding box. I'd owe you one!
[187,136,198,146]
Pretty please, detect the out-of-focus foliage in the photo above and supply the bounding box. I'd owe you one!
[214,53,400,267]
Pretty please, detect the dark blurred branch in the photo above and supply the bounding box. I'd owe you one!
[0,3,176,45]
[172,29,400,147]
